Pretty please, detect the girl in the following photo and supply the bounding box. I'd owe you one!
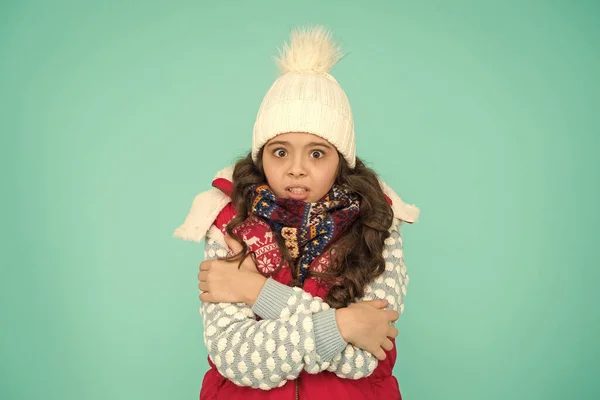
[174,25,419,400]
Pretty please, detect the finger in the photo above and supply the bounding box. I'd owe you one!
[199,292,211,302]
[381,338,394,352]
[387,326,399,338]
[375,299,389,309]
[224,234,244,255]
[198,282,209,292]
[200,261,211,271]
[242,252,258,271]
[372,347,387,361]
[198,271,208,282]
[386,309,399,322]
[362,299,388,309]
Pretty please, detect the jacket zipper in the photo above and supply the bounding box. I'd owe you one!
[295,377,299,400]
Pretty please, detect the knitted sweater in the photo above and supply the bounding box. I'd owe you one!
[200,220,409,390]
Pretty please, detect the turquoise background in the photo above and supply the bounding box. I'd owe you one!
[2,0,599,399]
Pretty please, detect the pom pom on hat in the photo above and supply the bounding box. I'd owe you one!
[275,25,344,75]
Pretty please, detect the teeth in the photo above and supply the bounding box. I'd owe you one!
[288,188,307,193]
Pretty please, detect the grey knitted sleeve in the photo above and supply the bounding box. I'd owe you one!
[252,222,409,379]
[199,222,409,387]
[200,236,341,390]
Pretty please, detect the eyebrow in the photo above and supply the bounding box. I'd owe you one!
[266,140,334,149]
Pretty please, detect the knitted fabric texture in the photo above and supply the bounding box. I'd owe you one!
[252,25,356,168]
[201,222,408,389]
[171,165,421,245]
[248,183,360,286]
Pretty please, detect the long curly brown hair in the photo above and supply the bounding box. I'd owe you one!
[222,148,394,308]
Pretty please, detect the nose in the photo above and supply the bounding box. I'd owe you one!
[287,154,307,178]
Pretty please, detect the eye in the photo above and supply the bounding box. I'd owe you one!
[273,148,287,158]
[311,150,325,159]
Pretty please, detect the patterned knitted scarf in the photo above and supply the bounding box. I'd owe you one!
[248,184,360,286]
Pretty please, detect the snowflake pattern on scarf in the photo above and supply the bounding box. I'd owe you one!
[247,184,360,286]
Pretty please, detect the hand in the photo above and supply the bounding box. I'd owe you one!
[198,235,266,304]
[222,234,260,273]
[335,299,399,360]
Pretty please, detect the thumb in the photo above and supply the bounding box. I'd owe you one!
[224,234,244,255]
[362,298,389,309]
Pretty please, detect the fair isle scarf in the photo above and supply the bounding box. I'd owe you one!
[248,184,360,286]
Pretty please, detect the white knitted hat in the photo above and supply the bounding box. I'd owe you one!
[252,25,356,168]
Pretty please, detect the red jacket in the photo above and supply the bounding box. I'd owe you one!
[199,177,402,400]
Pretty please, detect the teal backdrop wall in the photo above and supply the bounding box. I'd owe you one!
[2,1,599,399]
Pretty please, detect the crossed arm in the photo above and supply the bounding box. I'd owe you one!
[199,223,409,390]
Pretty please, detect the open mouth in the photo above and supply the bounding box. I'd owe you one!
[286,186,310,200]
[288,188,307,194]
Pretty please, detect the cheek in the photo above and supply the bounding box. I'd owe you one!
[325,159,339,183]
[262,157,276,179]
[315,159,339,188]
[262,158,285,192]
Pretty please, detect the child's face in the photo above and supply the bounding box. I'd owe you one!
[262,132,340,202]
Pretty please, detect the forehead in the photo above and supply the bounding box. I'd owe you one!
[265,132,333,148]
